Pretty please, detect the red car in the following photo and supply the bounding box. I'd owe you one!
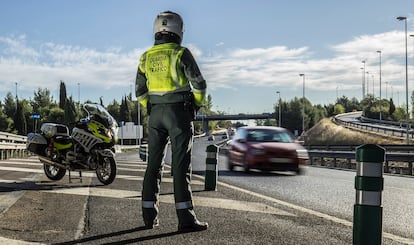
[227,126,309,174]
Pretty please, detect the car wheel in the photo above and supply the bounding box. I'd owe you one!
[243,156,250,173]
[295,168,303,175]
[227,156,234,171]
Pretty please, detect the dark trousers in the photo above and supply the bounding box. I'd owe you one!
[141,103,197,225]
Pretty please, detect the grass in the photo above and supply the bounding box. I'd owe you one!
[304,118,404,146]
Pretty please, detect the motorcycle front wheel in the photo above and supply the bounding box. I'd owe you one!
[43,164,66,181]
[96,157,116,185]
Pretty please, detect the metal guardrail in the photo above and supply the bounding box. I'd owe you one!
[334,113,414,139]
[0,131,28,159]
[308,149,414,176]
[0,132,27,145]
[306,144,414,152]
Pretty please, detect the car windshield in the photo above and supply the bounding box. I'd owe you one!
[246,129,294,143]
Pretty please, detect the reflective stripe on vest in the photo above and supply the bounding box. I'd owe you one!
[143,43,190,96]
[175,200,193,210]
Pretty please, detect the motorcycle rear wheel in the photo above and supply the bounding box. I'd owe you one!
[43,164,66,181]
[96,157,116,185]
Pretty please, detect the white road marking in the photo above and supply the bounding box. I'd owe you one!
[162,195,295,217]
[116,167,144,172]
[40,187,295,217]
[0,166,43,173]
[0,237,45,245]
[211,177,414,244]
[1,157,413,244]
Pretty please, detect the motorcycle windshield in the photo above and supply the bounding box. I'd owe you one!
[83,103,119,137]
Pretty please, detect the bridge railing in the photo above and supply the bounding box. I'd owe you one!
[0,132,28,160]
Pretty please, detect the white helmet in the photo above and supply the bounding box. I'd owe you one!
[153,11,184,41]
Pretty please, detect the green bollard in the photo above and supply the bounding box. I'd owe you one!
[205,144,218,191]
[353,144,385,245]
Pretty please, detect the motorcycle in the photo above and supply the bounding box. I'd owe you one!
[26,103,119,185]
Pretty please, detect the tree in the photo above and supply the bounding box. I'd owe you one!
[59,80,67,109]
[107,99,121,121]
[31,88,56,124]
[311,104,327,126]
[233,121,247,128]
[64,96,78,125]
[46,107,65,123]
[14,99,27,135]
[389,98,396,116]
[21,99,34,133]
[120,96,131,122]
[32,88,54,109]
[333,104,345,115]
[256,119,276,126]
[282,98,302,133]
[335,96,361,113]
[3,92,16,119]
[0,103,13,132]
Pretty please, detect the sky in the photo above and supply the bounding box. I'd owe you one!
[1,0,414,114]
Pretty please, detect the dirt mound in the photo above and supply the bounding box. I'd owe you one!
[304,118,403,145]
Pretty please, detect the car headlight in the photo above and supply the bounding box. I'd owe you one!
[296,149,309,159]
[251,148,265,155]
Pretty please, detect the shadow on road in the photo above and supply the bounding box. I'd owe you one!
[53,226,202,245]
[192,170,297,178]
[0,180,103,193]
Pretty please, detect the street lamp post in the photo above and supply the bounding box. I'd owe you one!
[385,81,388,99]
[397,16,409,144]
[276,91,281,127]
[362,60,366,99]
[14,82,18,112]
[372,74,375,97]
[377,50,382,120]
[77,82,80,109]
[299,74,305,136]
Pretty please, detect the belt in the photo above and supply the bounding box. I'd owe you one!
[151,101,185,106]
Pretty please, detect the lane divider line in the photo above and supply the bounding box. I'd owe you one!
[194,173,414,244]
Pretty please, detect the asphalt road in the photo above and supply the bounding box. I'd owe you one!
[192,136,414,244]
[0,137,413,244]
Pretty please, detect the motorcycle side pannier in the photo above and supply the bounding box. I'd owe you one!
[26,133,47,155]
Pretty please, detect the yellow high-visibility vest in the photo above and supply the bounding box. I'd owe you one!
[139,43,191,96]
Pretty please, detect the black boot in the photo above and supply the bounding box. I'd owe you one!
[144,218,159,229]
[178,219,208,232]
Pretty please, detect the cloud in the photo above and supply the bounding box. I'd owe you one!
[0,35,145,97]
[0,34,40,62]
[202,31,409,94]
[0,30,409,104]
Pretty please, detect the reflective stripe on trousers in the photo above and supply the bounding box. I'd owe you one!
[142,193,159,209]
[175,200,193,210]
[142,201,157,209]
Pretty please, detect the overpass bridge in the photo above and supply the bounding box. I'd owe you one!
[194,113,275,134]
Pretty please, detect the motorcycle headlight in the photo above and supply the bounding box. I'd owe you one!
[106,129,113,138]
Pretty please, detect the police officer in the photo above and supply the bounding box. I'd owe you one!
[135,11,208,232]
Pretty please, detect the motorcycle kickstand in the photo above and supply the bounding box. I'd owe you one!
[68,170,83,183]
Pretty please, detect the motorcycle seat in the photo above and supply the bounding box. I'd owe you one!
[55,136,72,145]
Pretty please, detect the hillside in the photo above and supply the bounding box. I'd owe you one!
[304,118,404,146]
